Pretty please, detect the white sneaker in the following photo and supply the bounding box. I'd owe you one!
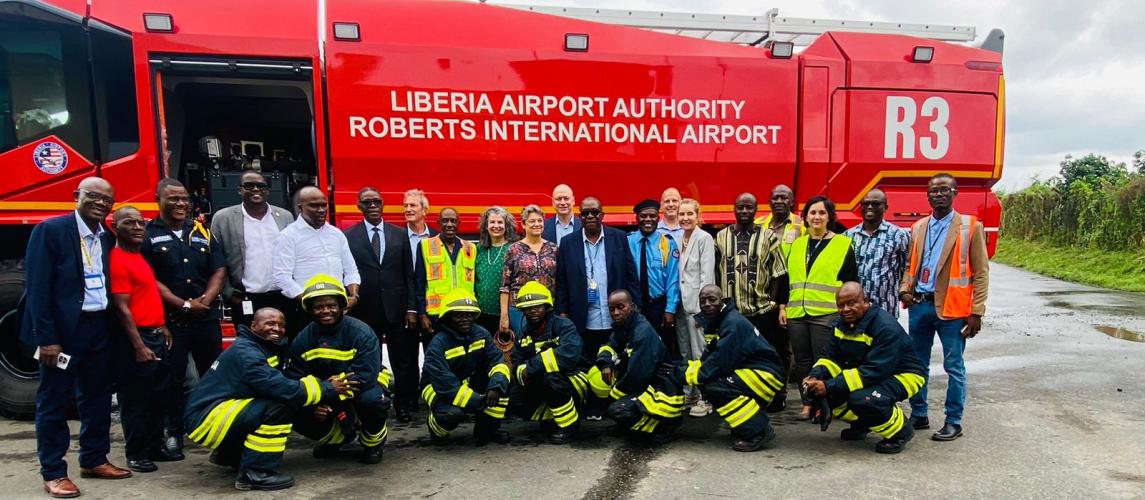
[689,399,713,417]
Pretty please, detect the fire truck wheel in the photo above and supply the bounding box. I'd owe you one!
[0,268,36,420]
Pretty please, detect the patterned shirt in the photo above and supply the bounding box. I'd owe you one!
[713,225,788,316]
[845,220,910,317]
[475,243,509,315]
[500,240,559,298]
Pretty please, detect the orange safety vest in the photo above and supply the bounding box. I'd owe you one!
[422,237,477,316]
[908,215,976,318]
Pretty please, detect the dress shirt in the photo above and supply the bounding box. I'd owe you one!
[656,219,684,244]
[241,205,282,293]
[627,230,680,314]
[407,224,431,269]
[916,211,954,294]
[365,220,386,264]
[845,220,910,316]
[76,211,107,312]
[273,218,361,299]
[583,231,609,330]
[554,217,576,248]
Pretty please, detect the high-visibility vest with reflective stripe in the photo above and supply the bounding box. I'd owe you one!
[787,234,851,319]
[422,237,477,316]
[757,213,803,258]
[908,215,977,319]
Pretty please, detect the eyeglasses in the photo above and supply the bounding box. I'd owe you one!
[927,187,956,195]
[860,201,885,207]
[359,200,382,207]
[241,182,269,191]
[580,208,602,217]
[79,190,114,205]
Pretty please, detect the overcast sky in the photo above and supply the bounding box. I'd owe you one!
[520,0,1145,189]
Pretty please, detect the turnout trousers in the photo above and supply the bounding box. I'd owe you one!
[293,385,391,449]
[185,399,292,474]
[508,372,587,429]
[421,376,508,438]
[827,373,925,439]
[701,367,785,441]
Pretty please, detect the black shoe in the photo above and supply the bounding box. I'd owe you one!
[840,425,869,441]
[150,446,184,462]
[909,416,930,430]
[548,425,577,445]
[647,433,675,446]
[396,407,413,424]
[208,450,239,471]
[234,470,295,491]
[931,423,962,441]
[429,434,451,446]
[876,425,914,454]
[474,427,510,445]
[164,434,184,455]
[358,445,383,465]
[766,398,787,413]
[126,458,157,473]
[312,443,343,459]
[732,426,776,452]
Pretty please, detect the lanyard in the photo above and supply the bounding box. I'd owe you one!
[80,233,98,272]
[923,219,946,262]
[586,238,602,277]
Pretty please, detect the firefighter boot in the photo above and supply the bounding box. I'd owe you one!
[312,443,343,459]
[875,424,914,454]
[548,422,579,445]
[234,470,295,491]
[358,445,383,465]
[473,415,510,445]
[732,425,776,452]
[840,424,870,441]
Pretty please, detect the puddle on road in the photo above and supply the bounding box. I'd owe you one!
[1038,290,1145,317]
[1095,325,1145,342]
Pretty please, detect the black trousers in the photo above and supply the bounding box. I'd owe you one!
[166,319,222,435]
[294,385,391,448]
[641,297,681,361]
[508,372,584,429]
[746,309,790,402]
[187,399,292,474]
[232,291,296,330]
[115,329,171,460]
[386,322,431,412]
[580,328,611,367]
[703,377,773,441]
[35,312,111,481]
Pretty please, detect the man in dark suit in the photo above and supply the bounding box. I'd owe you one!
[542,184,581,247]
[554,196,641,368]
[23,177,132,498]
[345,187,419,422]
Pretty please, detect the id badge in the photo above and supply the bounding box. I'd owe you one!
[921,267,931,284]
[241,300,254,316]
[84,273,104,291]
[587,279,600,303]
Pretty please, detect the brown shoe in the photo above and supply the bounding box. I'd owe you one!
[79,463,132,480]
[43,478,80,498]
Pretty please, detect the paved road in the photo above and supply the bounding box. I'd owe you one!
[1,264,1143,499]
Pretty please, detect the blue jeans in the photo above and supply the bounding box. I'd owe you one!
[908,301,967,425]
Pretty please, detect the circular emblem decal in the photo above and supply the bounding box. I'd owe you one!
[33,142,68,175]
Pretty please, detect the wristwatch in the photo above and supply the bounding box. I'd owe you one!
[181,300,192,312]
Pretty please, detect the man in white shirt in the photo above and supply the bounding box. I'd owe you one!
[210,170,294,327]
[657,187,684,243]
[273,186,361,337]
[403,189,436,267]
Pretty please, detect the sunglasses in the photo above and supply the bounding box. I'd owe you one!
[359,200,382,207]
[241,182,270,191]
[580,208,602,217]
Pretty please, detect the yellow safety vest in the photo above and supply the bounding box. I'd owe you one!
[757,213,803,258]
[787,234,851,319]
[422,237,477,316]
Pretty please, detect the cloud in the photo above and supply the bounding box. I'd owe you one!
[519,0,1145,189]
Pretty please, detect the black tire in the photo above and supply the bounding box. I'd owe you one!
[0,266,37,420]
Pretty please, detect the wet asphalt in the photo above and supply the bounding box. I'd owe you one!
[0,263,1142,499]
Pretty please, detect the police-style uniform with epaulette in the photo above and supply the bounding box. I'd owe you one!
[807,306,926,452]
[676,299,786,451]
[141,217,226,444]
[184,324,338,489]
[421,290,511,443]
[286,275,393,462]
[507,282,588,438]
[589,310,684,438]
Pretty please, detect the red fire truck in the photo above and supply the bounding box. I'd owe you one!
[0,0,1004,418]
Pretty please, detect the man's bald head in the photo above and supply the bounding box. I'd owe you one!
[74,176,114,225]
[250,307,286,342]
[253,307,284,323]
[836,282,869,324]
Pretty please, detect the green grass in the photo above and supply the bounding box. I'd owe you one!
[995,237,1145,292]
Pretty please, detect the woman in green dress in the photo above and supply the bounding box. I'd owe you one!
[475,206,519,333]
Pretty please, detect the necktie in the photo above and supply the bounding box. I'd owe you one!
[371,227,382,261]
[640,236,650,306]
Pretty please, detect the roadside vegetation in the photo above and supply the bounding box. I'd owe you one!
[997,151,1145,292]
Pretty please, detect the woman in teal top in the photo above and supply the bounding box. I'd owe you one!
[475,206,519,334]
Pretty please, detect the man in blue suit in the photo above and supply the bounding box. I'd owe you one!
[23,177,132,498]
[542,184,580,247]
[555,196,641,368]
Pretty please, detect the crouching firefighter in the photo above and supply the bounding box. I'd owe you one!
[421,289,512,445]
[588,290,684,443]
[185,308,355,491]
[675,285,787,452]
[287,274,394,464]
[802,282,926,454]
[508,281,589,444]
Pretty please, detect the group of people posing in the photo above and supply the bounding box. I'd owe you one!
[22,172,989,497]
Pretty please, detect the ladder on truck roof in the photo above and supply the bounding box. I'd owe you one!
[493,4,977,48]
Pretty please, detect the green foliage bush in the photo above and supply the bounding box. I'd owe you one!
[1000,152,1145,250]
